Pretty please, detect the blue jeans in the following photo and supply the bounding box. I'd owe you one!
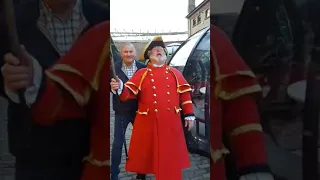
[111,113,134,180]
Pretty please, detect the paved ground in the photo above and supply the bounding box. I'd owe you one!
[0,97,210,180]
[110,95,210,180]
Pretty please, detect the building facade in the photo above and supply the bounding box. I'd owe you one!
[186,0,210,36]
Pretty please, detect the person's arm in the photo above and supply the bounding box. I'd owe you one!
[179,88,195,121]
[172,68,195,120]
[223,95,274,180]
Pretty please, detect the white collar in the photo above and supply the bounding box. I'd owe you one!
[152,63,164,67]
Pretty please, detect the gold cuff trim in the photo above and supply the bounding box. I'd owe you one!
[174,106,182,113]
[136,109,149,115]
[210,146,230,163]
[50,64,83,76]
[46,71,91,106]
[217,84,262,100]
[230,123,263,136]
[124,83,139,95]
[177,84,191,88]
[181,100,192,106]
[178,88,192,93]
[83,154,110,167]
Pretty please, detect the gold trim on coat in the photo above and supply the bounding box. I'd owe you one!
[181,100,192,106]
[136,109,149,115]
[45,71,91,106]
[124,83,139,95]
[217,84,262,100]
[230,123,263,136]
[49,37,110,91]
[211,43,261,100]
[92,37,110,90]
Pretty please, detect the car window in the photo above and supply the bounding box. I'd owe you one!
[168,29,207,72]
[183,30,210,126]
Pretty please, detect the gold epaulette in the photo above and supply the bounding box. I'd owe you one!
[168,67,192,93]
[212,43,262,100]
[124,68,149,95]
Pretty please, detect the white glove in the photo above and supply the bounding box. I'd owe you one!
[239,173,274,180]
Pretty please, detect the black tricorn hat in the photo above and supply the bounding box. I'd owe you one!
[139,36,168,61]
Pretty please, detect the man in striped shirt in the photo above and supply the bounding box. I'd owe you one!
[111,43,146,180]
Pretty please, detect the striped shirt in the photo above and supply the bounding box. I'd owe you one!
[37,0,88,55]
[122,60,137,79]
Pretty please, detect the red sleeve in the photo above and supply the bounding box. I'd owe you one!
[223,95,268,171]
[119,68,148,101]
[119,85,137,101]
[180,92,193,116]
[31,77,86,125]
[31,21,110,125]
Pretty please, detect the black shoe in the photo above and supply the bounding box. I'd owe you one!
[136,174,146,180]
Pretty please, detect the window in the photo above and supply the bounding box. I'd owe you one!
[183,29,210,94]
[183,30,210,137]
[168,28,207,72]
[192,19,196,27]
[197,15,201,24]
[205,9,210,19]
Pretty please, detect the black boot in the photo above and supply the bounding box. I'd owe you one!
[136,174,146,180]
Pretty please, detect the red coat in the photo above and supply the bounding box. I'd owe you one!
[119,64,194,180]
[211,25,269,179]
[31,21,110,180]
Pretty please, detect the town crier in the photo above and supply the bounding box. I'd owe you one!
[2,21,110,180]
[211,25,274,180]
[110,36,195,180]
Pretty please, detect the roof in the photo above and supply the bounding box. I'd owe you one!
[186,0,210,19]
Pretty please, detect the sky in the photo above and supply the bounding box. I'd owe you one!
[110,0,204,41]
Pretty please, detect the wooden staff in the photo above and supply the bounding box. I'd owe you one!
[2,0,33,150]
[2,0,27,104]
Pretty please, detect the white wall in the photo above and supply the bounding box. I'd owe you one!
[211,0,245,14]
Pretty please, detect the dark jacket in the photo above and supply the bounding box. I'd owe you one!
[0,0,109,160]
[112,60,145,114]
